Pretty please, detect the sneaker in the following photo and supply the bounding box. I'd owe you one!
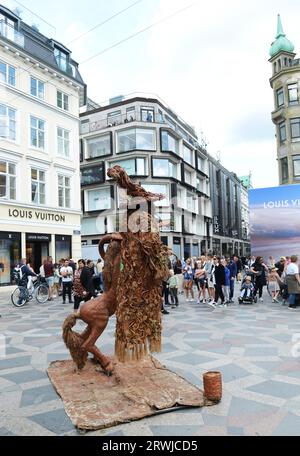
[62,301,66,304]
[162,309,170,314]
[207,301,216,309]
[288,306,297,310]
[259,298,264,302]
[171,305,176,309]
[197,299,200,304]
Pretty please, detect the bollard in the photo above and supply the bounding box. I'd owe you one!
[203,371,222,402]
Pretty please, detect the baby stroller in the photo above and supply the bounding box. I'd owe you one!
[238,272,257,305]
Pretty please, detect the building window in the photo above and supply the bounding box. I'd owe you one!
[293,155,300,178]
[197,154,204,171]
[30,116,45,149]
[183,144,194,166]
[86,187,111,211]
[86,134,111,159]
[184,169,192,185]
[126,106,136,122]
[107,110,122,126]
[57,127,70,157]
[281,157,288,183]
[81,165,105,186]
[116,128,156,152]
[0,104,16,140]
[152,158,177,179]
[161,130,179,154]
[141,107,154,122]
[58,175,70,208]
[279,121,286,144]
[31,168,45,205]
[276,87,284,108]
[290,118,300,140]
[0,231,21,286]
[30,77,44,99]
[0,161,16,199]
[109,157,147,176]
[288,83,298,106]
[0,60,15,86]
[54,47,68,72]
[57,91,69,111]
[186,192,196,212]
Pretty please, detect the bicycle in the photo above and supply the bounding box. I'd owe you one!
[11,275,49,307]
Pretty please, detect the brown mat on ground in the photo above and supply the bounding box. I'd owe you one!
[47,355,213,431]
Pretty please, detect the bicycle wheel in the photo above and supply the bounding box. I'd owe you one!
[11,286,28,307]
[35,284,49,303]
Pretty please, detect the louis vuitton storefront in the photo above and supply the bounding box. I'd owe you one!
[0,203,81,287]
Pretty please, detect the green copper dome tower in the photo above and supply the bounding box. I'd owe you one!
[270,14,295,57]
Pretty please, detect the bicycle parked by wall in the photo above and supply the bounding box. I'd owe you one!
[11,275,49,307]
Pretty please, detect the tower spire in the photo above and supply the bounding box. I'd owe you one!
[276,14,285,38]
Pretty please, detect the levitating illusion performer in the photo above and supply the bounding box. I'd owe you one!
[62,165,170,375]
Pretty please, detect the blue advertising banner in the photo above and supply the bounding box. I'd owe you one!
[249,184,300,261]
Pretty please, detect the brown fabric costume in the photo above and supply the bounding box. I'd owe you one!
[62,166,169,374]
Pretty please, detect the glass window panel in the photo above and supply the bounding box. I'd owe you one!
[136,129,156,150]
[0,174,6,197]
[276,88,284,107]
[30,77,37,96]
[38,81,44,99]
[39,170,45,181]
[185,170,192,184]
[31,169,37,180]
[57,91,62,108]
[153,158,169,176]
[293,156,300,177]
[87,187,111,211]
[0,62,6,82]
[291,119,300,139]
[86,134,111,158]
[63,94,69,111]
[117,129,136,152]
[136,158,146,175]
[31,182,38,202]
[288,84,298,105]
[8,163,15,174]
[183,145,193,165]
[161,130,179,154]
[142,184,168,206]
[0,161,6,173]
[8,66,15,86]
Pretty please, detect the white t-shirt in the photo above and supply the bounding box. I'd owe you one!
[60,266,73,282]
[287,263,299,275]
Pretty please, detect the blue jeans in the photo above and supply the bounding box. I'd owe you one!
[229,279,235,300]
[289,293,296,306]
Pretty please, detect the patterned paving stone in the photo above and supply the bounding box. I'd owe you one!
[20,384,59,407]
[1,287,300,436]
[247,380,300,399]
[149,425,202,436]
[29,409,74,434]
[211,363,250,383]
[272,412,300,436]
[0,427,15,436]
[0,356,31,371]
[1,369,47,384]
[170,353,214,366]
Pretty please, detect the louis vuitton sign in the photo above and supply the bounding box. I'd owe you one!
[8,209,66,223]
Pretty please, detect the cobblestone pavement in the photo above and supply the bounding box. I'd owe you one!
[1,285,300,436]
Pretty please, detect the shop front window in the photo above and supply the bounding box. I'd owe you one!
[0,232,21,286]
[55,235,71,262]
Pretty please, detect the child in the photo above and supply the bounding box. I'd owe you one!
[195,260,207,304]
[168,269,179,308]
[239,276,254,301]
[268,267,282,303]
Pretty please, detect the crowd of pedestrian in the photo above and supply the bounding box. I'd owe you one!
[15,256,105,310]
[160,253,300,314]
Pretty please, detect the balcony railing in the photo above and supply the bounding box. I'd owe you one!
[80,109,164,135]
[0,21,24,48]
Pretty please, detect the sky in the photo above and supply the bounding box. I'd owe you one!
[4,0,300,189]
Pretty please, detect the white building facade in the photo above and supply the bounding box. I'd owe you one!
[0,5,85,285]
